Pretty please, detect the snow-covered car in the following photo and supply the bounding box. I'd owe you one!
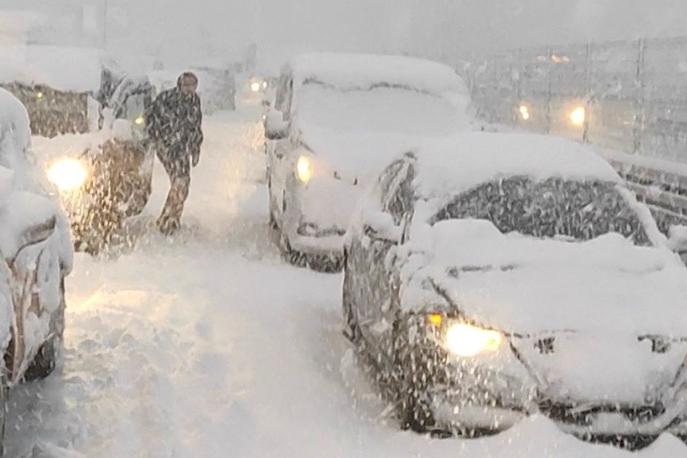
[0,89,73,421]
[343,132,687,443]
[0,44,102,137]
[264,53,472,270]
[36,75,154,253]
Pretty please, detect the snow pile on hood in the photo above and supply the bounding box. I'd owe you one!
[0,45,102,92]
[290,53,467,96]
[413,132,622,200]
[401,218,687,336]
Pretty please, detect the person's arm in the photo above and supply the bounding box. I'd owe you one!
[190,96,203,166]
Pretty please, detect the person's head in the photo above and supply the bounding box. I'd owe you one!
[177,72,198,97]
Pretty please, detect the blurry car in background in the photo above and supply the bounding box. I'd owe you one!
[38,74,155,253]
[1,45,157,253]
[264,53,472,271]
[343,132,687,445]
[0,44,102,137]
[0,89,73,441]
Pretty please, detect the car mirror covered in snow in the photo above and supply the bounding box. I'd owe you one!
[667,225,687,253]
[264,109,288,140]
[363,210,402,244]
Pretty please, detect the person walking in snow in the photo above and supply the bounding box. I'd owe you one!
[146,72,204,235]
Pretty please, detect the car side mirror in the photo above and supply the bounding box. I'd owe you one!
[265,109,288,140]
[363,211,401,244]
[668,225,687,253]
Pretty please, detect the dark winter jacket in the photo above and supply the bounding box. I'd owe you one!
[146,78,203,158]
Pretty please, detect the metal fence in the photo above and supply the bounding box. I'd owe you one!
[462,36,687,232]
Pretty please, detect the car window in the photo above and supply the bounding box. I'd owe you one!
[376,160,406,204]
[377,159,415,225]
[432,176,650,245]
[386,165,416,225]
[275,75,294,120]
[274,74,289,112]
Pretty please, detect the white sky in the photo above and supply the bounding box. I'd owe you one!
[2,0,686,69]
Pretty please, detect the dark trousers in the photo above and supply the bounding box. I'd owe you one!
[156,145,191,235]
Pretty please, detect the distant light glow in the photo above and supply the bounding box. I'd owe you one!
[36,91,44,99]
[250,81,262,92]
[569,106,586,127]
[519,104,530,121]
[134,115,145,126]
[296,156,313,184]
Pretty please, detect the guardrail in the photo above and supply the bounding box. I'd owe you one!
[462,36,687,233]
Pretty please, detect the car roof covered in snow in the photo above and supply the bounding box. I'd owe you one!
[0,87,31,160]
[0,45,102,92]
[412,132,622,199]
[288,53,466,95]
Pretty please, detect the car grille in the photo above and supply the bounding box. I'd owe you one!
[539,400,666,425]
[297,223,346,237]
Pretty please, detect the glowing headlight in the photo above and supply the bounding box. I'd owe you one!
[36,91,44,100]
[518,104,530,121]
[296,156,313,184]
[250,81,262,92]
[445,323,503,357]
[569,106,586,127]
[134,115,145,126]
[442,322,503,357]
[47,158,88,193]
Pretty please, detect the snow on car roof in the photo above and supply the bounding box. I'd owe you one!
[288,53,466,95]
[413,132,622,199]
[0,88,31,161]
[0,45,102,92]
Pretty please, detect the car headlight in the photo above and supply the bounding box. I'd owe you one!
[47,158,88,193]
[518,104,530,121]
[296,155,313,184]
[427,314,503,357]
[134,115,145,126]
[568,105,586,127]
[250,81,262,92]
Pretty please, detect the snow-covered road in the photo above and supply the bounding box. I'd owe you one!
[5,103,687,457]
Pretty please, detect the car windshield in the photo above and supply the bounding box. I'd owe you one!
[297,81,466,135]
[432,176,650,245]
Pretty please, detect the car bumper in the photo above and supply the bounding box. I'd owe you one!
[288,232,345,258]
[413,338,687,436]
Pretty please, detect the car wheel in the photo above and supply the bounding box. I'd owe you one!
[267,175,278,230]
[392,318,446,435]
[24,283,65,382]
[23,335,61,381]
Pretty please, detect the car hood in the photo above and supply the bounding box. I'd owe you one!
[295,122,472,181]
[402,219,687,337]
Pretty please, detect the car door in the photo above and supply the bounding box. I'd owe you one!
[354,159,415,356]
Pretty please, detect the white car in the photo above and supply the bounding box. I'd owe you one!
[0,89,73,436]
[264,53,472,270]
[343,132,687,445]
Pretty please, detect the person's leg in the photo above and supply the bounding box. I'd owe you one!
[157,153,191,235]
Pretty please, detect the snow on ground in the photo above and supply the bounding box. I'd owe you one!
[3,101,687,457]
